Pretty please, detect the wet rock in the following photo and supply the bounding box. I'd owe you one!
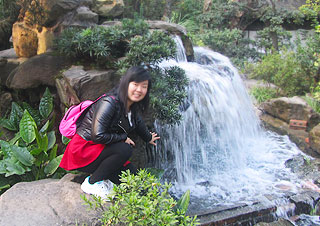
[289,191,319,215]
[259,96,320,157]
[260,96,315,125]
[254,218,294,226]
[294,214,320,226]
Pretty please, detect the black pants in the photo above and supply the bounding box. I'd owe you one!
[78,142,137,184]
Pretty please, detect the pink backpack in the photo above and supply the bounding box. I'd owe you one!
[59,94,113,139]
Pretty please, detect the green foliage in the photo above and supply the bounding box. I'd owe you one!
[249,86,279,104]
[246,50,312,96]
[83,169,199,226]
[125,31,176,66]
[303,94,320,114]
[256,9,293,53]
[199,28,260,65]
[314,83,320,103]
[0,88,65,194]
[55,19,174,69]
[123,0,166,20]
[150,66,188,124]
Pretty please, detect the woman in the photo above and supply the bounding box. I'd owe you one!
[59,66,160,198]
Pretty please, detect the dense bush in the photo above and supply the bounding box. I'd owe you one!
[82,169,199,226]
[123,0,166,20]
[55,19,187,125]
[246,49,312,97]
[198,28,260,66]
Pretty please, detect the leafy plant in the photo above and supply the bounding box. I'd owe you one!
[82,169,199,226]
[0,88,64,194]
[249,86,279,104]
[150,66,188,124]
[246,49,312,96]
[198,28,260,66]
[303,94,320,114]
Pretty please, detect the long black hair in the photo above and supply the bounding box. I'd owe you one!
[118,66,152,113]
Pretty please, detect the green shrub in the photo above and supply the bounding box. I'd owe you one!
[82,169,199,226]
[0,88,65,194]
[303,94,320,114]
[249,86,279,104]
[247,50,311,96]
[198,28,260,66]
[150,66,188,124]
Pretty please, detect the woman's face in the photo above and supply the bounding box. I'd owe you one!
[127,80,149,104]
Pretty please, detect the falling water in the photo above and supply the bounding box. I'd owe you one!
[154,42,308,212]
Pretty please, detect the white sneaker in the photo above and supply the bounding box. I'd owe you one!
[103,179,114,190]
[81,176,112,199]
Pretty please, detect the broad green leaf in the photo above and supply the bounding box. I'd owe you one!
[175,189,190,214]
[39,120,50,133]
[47,131,56,150]
[39,88,53,119]
[30,148,43,156]
[35,127,42,147]
[4,158,27,176]
[44,155,63,176]
[0,118,17,131]
[19,110,37,144]
[62,135,70,145]
[11,145,35,166]
[10,102,24,122]
[22,102,41,126]
[39,134,48,152]
[0,140,13,158]
[0,161,7,174]
[49,144,58,161]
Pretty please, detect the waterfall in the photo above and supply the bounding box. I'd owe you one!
[154,41,306,210]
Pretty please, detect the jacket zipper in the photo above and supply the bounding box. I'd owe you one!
[118,122,128,134]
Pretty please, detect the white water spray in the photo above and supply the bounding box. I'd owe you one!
[154,41,306,210]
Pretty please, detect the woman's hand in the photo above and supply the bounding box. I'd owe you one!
[149,132,160,146]
[125,137,135,147]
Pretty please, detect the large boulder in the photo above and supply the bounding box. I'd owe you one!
[260,96,320,131]
[91,0,124,17]
[6,52,72,89]
[59,65,118,101]
[0,174,103,226]
[259,96,320,157]
[0,49,28,86]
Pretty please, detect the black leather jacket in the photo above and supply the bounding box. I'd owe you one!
[77,95,152,145]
